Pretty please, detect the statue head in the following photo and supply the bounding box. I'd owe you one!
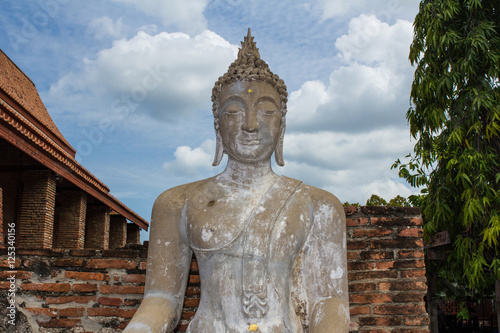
[211,29,288,166]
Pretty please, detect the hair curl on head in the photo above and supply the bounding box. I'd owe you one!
[211,28,288,118]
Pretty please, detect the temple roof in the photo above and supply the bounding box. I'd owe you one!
[0,50,148,230]
[0,50,75,157]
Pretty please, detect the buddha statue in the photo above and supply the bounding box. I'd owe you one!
[124,29,349,333]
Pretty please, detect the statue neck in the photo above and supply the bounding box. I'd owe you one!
[221,158,276,186]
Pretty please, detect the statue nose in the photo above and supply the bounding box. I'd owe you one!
[242,110,258,132]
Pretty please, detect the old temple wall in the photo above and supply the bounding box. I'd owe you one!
[0,206,429,332]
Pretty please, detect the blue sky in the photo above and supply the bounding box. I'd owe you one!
[0,0,421,241]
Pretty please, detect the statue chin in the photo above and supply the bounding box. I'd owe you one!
[124,29,349,333]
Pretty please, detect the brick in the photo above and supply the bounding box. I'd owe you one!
[349,293,392,304]
[65,271,109,281]
[139,261,147,270]
[182,311,196,320]
[185,286,201,296]
[398,228,423,238]
[183,298,200,307]
[346,217,369,226]
[86,259,137,269]
[72,283,98,292]
[0,259,21,268]
[393,292,426,303]
[364,206,420,216]
[45,296,96,304]
[53,259,84,267]
[37,318,81,328]
[343,206,358,216]
[349,305,370,315]
[87,307,136,318]
[347,241,368,250]
[347,251,358,260]
[374,261,395,270]
[360,251,394,260]
[359,316,402,326]
[404,316,430,326]
[378,281,427,291]
[20,283,71,292]
[122,274,146,283]
[25,307,57,317]
[401,269,427,278]
[348,261,373,271]
[124,298,142,306]
[348,271,398,281]
[370,239,423,249]
[0,270,33,279]
[398,250,425,259]
[190,261,199,272]
[374,304,427,315]
[100,285,144,294]
[393,259,425,269]
[59,307,85,317]
[189,274,200,284]
[102,249,139,258]
[370,217,418,226]
[349,282,376,293]
[98,297,123,306]
[69,249,96,257]
[352,228,392,238]
[0,281,12,289]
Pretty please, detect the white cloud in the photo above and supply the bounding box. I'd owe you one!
[49,30,237,123]
[287,15,414,133]
[111,0,209,34]
[88,16,124,40]
[162,140,223,176]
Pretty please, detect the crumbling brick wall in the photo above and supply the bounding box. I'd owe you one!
[0,206,429,332]
[346,206,429,333]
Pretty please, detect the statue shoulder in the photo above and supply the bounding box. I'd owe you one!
[153,177,216,213]
[284,178,343,214]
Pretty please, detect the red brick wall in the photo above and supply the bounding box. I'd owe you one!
[85,206,110,249]
[0,206,429,332]
[0,186,4,248]
[346,206,429,333]
[53,190,87,249]
[126,223,141,244]
[17,170,56,249]
[109,215,127,249]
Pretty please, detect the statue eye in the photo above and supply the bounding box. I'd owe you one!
[224,108,243,115]
[222,101,244,115]
[259,109,276,115]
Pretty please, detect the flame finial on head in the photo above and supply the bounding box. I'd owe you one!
[238,28,261,60]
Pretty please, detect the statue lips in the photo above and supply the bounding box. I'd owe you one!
[238,134,261,146]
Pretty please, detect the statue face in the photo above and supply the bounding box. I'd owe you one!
[218,81,281,163]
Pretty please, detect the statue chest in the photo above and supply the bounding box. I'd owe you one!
[185,193,310,258]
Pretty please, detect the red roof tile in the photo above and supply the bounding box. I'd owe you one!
[0,50,75,156]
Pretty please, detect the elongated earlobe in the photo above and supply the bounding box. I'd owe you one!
[212,120,224,166]
[275,116,286,166]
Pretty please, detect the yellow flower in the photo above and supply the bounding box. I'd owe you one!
[247,89,254,94]
[248,323,258,331]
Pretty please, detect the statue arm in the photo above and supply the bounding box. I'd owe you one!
[301,193,350,333]
[125,191,192,333]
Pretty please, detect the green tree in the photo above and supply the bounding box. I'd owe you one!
[365,194,387,206]
[394,0,499,307]
[388,195,411,207]
[343,201,361,207]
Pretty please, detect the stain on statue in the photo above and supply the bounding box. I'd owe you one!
[125,29,349,333]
